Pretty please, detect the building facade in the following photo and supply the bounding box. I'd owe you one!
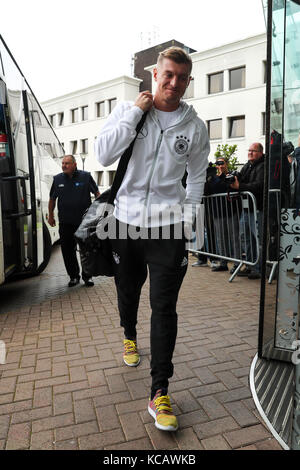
[42,33,267,188]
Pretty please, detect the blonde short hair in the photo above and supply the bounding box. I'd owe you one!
[157,47,192,74]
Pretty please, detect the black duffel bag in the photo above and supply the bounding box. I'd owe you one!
[75,188,114,277]
[75,111,147,277]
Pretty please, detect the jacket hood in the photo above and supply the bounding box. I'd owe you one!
[150,100,197,127]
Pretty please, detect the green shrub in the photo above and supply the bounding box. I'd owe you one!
[214,144,239,172]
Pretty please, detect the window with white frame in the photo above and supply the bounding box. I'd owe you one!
[109,98,117,113]
[108,170,116,185]
[71,108,79,123]
[263,61,267,84]
[208,72,224,94]
[81,139,88,154]
[70,140,78,154]
[96,171,104,186]
[228,115,245,138]
[207,119,222,140]
[96,101,105,118]
[81,106,88,121]
[229,67,246,90]
[57,112,64,126]
[183,78,194,99]
[49,114,55,126]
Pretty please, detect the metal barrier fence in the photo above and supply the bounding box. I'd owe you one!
[188,191,260,282]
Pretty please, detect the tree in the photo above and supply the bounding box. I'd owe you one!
[214,144,239,172]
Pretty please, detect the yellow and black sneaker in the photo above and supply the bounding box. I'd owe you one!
[148,389,178,431]
[123,339,140,367]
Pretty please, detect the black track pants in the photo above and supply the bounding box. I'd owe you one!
[59,223,89,280]
[110,220,188,395]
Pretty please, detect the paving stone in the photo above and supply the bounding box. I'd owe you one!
[194,416,239,440]
[191,382,227,398]
[74,398,97,423]
[72,384,108,400]
[178,409,209,428]
[214,371,243,389]
[0,400,32,416]
[201,435,231,450]
[3,366,35,378]
[6,422,31,449]
[145,423,178,450]
[33,387,52,408]
[14,381,34,401]
[215,387,252,403]
[79,428,124,450]
[32,413,75,433]
[11,406,52,424]
[96,405,120,432]
[0,377,17,395]
[223,401,259,427]
[55,439,79,450]
[55,421,99,441]
[224,424,271,448]
[30,430,54,450]
[105,437,153,450]
[106,374,128,394]
[119,412,147,440]
[197,396,228,420]
[53,393,73,415]
[193,366,218,384]
[0,415,10,439]
[255,438,283,450]
[174,428,204,450]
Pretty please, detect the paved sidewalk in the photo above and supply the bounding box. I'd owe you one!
[0,248,282,450]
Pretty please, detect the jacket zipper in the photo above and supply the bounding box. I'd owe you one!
[143,106,191,222]
[144,129,164,218]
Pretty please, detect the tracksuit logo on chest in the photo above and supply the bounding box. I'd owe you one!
[174,136,190,155]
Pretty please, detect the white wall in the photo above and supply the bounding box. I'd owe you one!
[188,34,267,163]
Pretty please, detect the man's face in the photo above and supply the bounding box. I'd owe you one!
[216,158,228,175]
[153,58,191,110]
[248,144,263,163]
[62,157,77,176]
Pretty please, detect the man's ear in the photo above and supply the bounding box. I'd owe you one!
[153,67,158,82]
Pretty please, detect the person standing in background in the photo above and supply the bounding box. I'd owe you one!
[48,154,100,287]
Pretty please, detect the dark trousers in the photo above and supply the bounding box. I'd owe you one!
[110,220,188,395]
[59,223,88,280]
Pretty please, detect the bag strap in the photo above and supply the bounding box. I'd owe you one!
[108,111,148,205]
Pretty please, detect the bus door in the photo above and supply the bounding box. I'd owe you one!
[22,90,45,269]
[0,81,26,278]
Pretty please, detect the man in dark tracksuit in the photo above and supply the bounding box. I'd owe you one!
[48,154,100,287]
[230,142,264,279]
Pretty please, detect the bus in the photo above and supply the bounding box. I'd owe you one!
[0,35,64,285]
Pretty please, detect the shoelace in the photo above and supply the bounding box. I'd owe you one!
[153,395,173,415]
[124,340,137,355]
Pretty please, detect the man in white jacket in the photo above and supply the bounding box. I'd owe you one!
[95,47,209,432]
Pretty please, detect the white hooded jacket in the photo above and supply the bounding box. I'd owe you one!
[94,100,210,227]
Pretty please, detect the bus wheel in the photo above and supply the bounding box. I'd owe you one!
[35,221,52,274]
